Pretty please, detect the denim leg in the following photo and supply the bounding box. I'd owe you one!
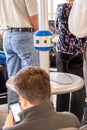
[67,53,85,122]
[10,31,39,68]
[56,52,85,122]
[56,52,70,111]
[3,31,39,103]
[3,49,20,102]
[70,86,85,122]
[83,44,87,96]
[4,50,20,102]
[3,49,21,77]
[3,31,21,102]
[3,31,22,76]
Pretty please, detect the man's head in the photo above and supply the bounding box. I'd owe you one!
[6,66,51,106]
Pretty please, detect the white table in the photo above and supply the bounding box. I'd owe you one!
[50,72,84,95]
[50,72,84,110]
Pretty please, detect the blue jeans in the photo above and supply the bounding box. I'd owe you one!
[83,44,87,96]
[3,30,39,102]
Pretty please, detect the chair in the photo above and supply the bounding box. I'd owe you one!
[80,124,87,130]
[0,92,7,104]
[0,51,7,104]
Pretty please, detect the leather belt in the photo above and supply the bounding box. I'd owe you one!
[7,28,34,32]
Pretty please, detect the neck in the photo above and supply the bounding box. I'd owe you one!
[23,102,34,110]
[20,96,50,110]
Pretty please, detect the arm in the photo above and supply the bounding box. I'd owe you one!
[68,0,87,38]
[0,30,3,36]
[0,27,3,36]
[30,14,38,31]
[24,0,38,31]
[3,111,14,129]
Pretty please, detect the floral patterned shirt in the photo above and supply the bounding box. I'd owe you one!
[55,3,86,55]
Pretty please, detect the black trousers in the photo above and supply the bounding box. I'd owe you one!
[56,52,86,122]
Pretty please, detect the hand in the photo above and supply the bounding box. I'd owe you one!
[3,110,15,129]
[0,30,3,36]
[66,0,73,4]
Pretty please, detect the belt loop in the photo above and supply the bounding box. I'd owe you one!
[10,28,12,32]
[19,28,22,32]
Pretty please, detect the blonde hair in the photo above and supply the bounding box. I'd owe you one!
[14,66,51,104]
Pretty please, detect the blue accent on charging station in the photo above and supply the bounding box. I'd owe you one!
[34,30,53,36]
[35,46,54,51]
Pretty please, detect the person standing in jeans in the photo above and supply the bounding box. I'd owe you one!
[55,0,86,122]
[0,0,39,103]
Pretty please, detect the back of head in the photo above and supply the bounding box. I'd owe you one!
[13,66,51,104]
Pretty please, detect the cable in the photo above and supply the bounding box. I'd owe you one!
[66,54,77,73]
[50,73,73,85]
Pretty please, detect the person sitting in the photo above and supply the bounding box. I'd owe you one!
[3,66,80,130]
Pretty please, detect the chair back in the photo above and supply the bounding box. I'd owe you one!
[80,124,87,130]
[0,51,7,104]
[57,127,79,130]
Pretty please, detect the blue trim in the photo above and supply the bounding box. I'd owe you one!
[0,51,6,65]
[34,30,53,36]
[34,46,54,51]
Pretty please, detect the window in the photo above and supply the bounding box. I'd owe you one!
[37,0,66,20]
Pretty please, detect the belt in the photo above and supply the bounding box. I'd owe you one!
[7,28,34,32]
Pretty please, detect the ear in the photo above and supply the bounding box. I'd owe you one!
[20,96,27,108]
[20,96,34,109]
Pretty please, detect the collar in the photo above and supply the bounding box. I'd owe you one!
[19,101,55,121]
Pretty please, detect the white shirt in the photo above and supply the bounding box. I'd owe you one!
[68,0,87,38]
[0,0,38,29]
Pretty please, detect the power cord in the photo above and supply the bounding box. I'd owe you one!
[50,73,73,85]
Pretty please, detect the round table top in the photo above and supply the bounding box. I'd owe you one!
[50,72,84,95]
